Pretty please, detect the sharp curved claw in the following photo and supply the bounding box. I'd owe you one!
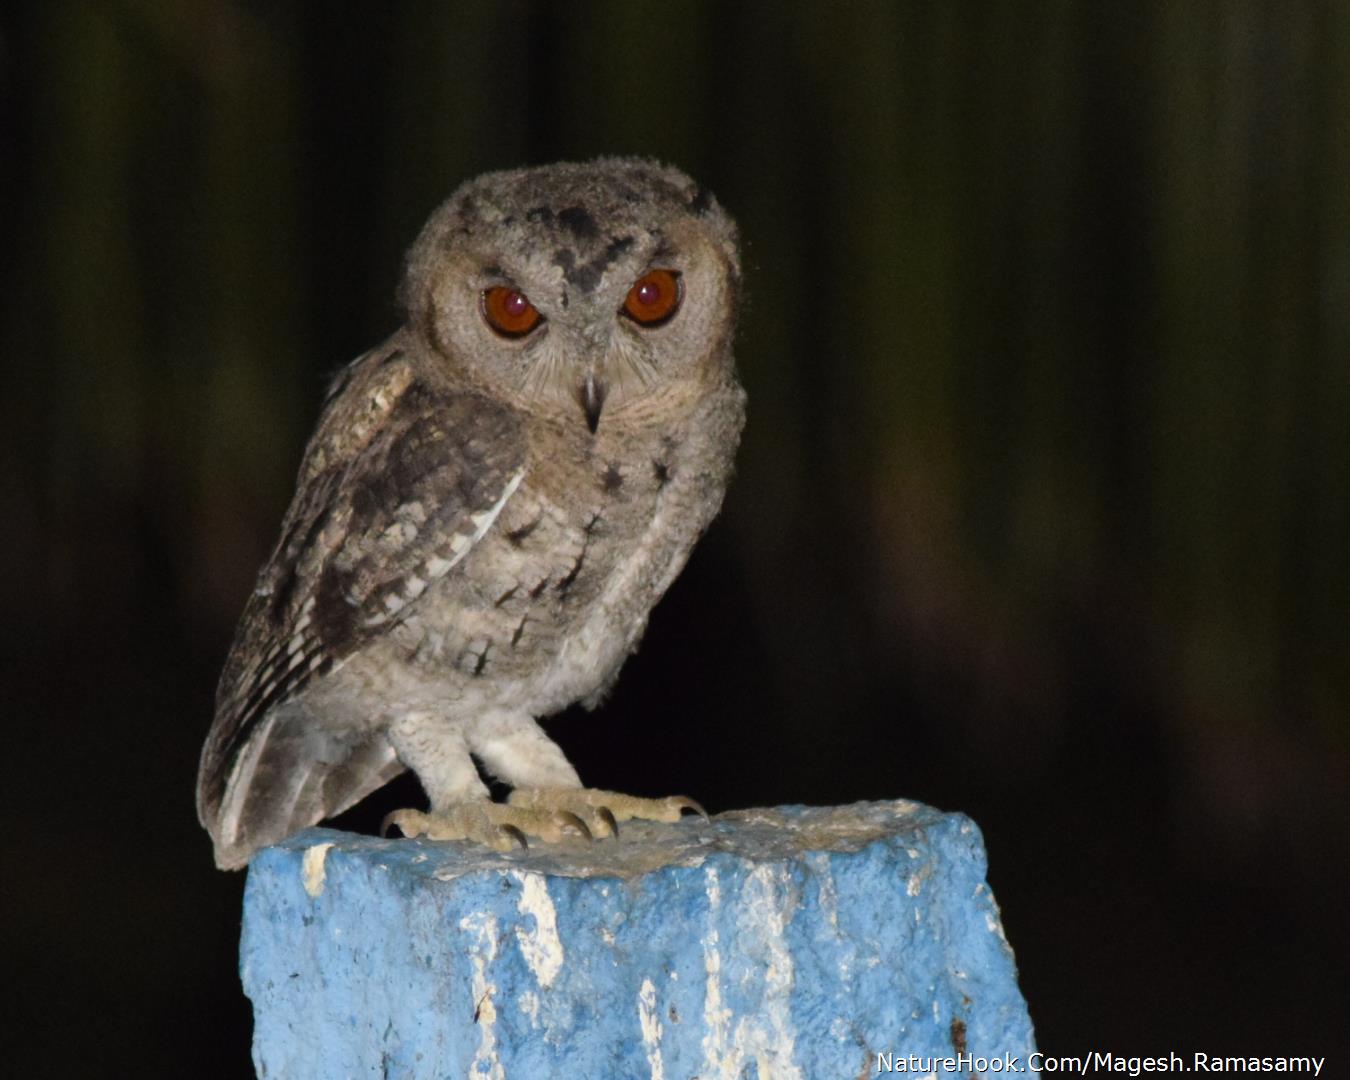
[500,824,529,850]
[556,810,593,840]
[675,797,709,820]
[597,806,619,838]
[381,810,415,838]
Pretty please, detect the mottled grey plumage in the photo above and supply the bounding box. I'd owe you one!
[197,159,744,869]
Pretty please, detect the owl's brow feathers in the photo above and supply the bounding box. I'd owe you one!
[452,170,710,298]
[554,235,636,294]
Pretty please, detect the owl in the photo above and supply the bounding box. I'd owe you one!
[196,158,745,869]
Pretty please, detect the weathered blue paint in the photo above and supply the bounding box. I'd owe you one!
[242,801,1039,1078]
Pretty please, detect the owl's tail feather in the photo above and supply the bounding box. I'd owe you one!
[205,704,405,870]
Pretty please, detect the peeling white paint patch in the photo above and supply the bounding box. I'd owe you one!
[807,853,849,979]
[700,866,733,1075]
[513,871,564,988]
[702,938,729,1060]
[699,864,805,1080]
[807,853,840,930]
[907,862,933,897]
[736,865,804,1080]
[459,912,504,1080]
[517,989,540,1027]
[638,977,665,1080]
[301,842,335,897]
[985,910,1011,946]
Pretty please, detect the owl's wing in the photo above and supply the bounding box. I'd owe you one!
[197,345,525,867]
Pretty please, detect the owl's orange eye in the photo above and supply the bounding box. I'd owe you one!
[482,286,542,337]
[622,269,682,327]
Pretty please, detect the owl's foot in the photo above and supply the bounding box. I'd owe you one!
[381,801,593,852]
[382,789,707,850]
[508,786,708,840]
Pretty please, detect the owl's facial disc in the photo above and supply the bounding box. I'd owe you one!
[570,268,682,433]
[473,263,688,433]
[406,160,739,434]
[474,279,614,432]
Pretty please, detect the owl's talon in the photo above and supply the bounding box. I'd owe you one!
[377,788,706,853]
[674,797,709,820]
[381,808,425,838]
[556,810,592,840]
[506,786,707,831]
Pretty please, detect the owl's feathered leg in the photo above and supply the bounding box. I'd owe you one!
[474,715,707,839]
[382,711,594,850]
[383,712,705,849]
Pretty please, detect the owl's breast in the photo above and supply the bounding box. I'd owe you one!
[471,443,678,712]
[385,395,739,719]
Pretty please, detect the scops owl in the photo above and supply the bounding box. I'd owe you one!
[196,158,745,869]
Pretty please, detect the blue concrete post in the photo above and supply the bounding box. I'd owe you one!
[241,800,1039,1078]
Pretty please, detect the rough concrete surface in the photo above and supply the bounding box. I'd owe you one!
[241,800,1038,1078]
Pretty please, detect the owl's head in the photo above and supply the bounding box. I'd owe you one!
[402,158,740,432]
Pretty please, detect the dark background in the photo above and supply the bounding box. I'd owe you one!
[4,3,1348,1075]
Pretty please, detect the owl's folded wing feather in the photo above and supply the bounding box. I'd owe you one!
[196,347,524,866]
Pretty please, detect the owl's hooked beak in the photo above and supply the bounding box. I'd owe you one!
[577,372,608,434]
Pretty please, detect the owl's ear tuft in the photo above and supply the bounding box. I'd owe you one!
[399,194,473,333]
[687,185,713,215]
